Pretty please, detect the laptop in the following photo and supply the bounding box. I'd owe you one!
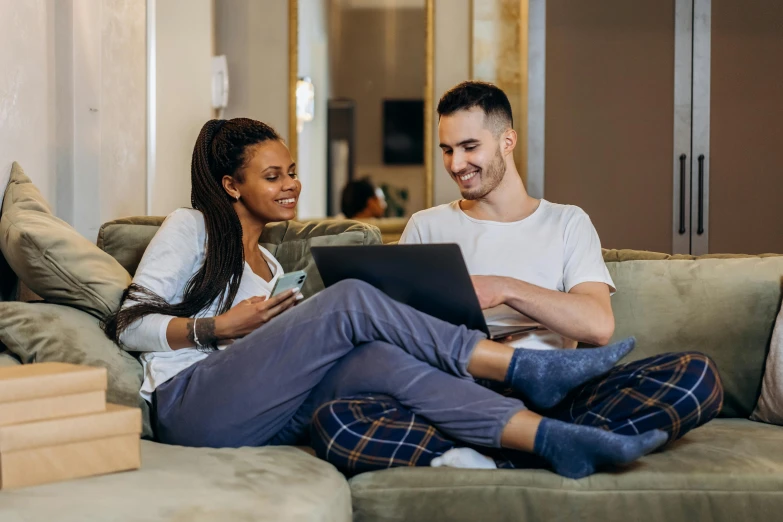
[310,244,538,340]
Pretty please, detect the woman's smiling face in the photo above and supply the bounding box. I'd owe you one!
[230,139,301,223]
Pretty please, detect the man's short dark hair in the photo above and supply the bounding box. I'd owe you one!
[340,178,376,218]
[437,81,513,134]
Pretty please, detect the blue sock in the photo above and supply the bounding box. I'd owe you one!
[533,418,668,479]
[505,337,636,409]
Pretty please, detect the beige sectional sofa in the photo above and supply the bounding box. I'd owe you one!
[2,163,783,521]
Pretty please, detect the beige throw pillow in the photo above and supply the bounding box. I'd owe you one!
[751,304,783,424]
[0,162,131,318]
[0,301,152,438]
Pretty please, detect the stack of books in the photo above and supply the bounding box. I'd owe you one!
[0,362,141,489]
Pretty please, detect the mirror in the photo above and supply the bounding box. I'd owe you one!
[293,0,434,220]
[148,0,433,226]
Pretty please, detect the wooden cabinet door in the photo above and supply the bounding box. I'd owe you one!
[544,0,680,253]
[704,0,783,254]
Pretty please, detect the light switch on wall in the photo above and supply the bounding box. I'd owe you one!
[211,55,229,112]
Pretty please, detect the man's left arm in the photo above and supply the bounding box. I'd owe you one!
[474,209,616,346]
[473,276,614,346]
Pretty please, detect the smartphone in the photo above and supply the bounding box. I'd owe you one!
[270,270,307,298]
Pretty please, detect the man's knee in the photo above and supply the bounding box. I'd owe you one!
[310,397,420,474]
[311,399,359,463]
[310,397,454,474]
[311,399,351,443]
[685,352,724,420]
[311,397,395,450]
[634,352,724,438]
[661,352,724,428]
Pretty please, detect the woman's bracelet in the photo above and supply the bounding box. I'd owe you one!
[192,317,202,348]
[189,316,218,348]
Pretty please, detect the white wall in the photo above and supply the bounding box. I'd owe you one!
[151,0,213,216]
[1,0,468,236]
[100,0,147,224]
[297,0,329,219]
[215,0,289,138]
[68,0,147,239]
[1,0,147,241]
[0,0,56,210]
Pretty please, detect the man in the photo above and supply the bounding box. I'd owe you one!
[311,81,723,474]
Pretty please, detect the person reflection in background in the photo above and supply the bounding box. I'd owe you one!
[339,178,387,219]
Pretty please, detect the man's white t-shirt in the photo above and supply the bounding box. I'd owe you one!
[399,199,615,350]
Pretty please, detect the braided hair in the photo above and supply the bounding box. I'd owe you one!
[102,118,282,349]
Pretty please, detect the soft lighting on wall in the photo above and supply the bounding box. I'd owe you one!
[296,77,315,133]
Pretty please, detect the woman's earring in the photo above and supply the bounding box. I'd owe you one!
[235,194,240,201]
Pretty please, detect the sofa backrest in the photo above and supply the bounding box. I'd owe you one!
[603,249,783,418]
[302,216,407,244]
[96,216,383,298]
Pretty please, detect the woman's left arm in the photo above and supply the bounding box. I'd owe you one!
[119,209,203,352]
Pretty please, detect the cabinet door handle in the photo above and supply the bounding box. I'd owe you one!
[697,154,705,235]
[679,154,687,234]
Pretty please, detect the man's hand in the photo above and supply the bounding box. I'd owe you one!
[471,275,509,309]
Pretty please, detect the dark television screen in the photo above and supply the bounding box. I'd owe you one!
[383,99,424,165]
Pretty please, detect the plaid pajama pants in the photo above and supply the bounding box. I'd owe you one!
[310,351,724,475]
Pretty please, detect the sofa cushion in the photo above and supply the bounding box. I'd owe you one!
[0,301,151,438]
[0,162,131,318]
[97,215,382,297]
[305,216,408,244]
[95,216,167,277]
[349,418,783,522]
[0,441,351,522]
[605,255,783,418]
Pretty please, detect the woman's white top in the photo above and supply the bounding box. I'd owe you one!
[118,208,283,401]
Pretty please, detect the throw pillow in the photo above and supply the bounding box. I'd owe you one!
[0,301,152,438]
[0,162,131,318]
[752,303,783,424]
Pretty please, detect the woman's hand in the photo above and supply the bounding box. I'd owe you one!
[215,290,299,339]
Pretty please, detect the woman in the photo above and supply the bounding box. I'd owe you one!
[104,118,667,480]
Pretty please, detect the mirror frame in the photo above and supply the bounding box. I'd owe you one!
[288,0,435,211]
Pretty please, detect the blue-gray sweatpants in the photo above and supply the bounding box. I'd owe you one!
[152,279,526,448]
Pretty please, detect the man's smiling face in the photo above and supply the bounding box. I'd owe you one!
[438,107,507,200]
